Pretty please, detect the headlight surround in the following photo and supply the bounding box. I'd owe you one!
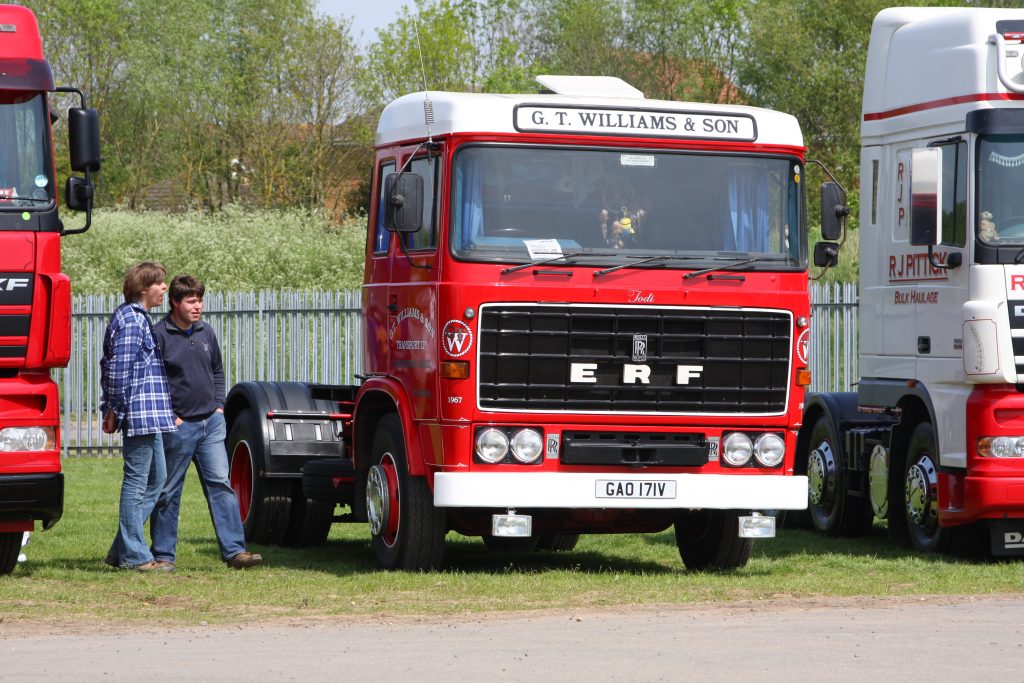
[722,432,754,467]
[753,433,786,468]
[475,428,509,463]
[977,436,1024,458]
[0,426,55,452]
[510,428,544,464]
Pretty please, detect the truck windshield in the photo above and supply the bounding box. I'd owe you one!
[978,135,1024,243]
[450,145,804,267]
[0,93,54,210]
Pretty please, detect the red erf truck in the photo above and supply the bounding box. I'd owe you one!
[0,5,100,574]
[226,75,827,571]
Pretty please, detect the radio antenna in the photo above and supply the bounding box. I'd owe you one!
[413,17,434,144]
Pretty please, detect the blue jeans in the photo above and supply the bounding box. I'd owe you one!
[108,432,167,568]
[151,412,247,562]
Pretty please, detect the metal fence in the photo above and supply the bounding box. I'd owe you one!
[56,284,858,456]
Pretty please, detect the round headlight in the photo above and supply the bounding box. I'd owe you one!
[722,432,753,467]
[753,433,786,468]
[991,436,1015,458]
[510,429,544,464]
[475,428,509,463]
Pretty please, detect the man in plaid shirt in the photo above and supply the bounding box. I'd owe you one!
[100,262,177,571]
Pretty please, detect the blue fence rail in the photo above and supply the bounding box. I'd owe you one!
[57,284,857,456]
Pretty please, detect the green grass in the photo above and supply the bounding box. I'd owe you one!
[2,458,1022,627]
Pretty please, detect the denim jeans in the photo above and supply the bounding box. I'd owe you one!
[108,432,166,568]
[151,412,247,562]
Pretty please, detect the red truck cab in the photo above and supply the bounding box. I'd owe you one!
[0,4,100,573]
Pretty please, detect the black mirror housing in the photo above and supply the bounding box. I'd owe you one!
[68,107,101,173]
[813,241,839,268]
[384,172,424,233]
[819,182,847,241]
[65,176,93,212]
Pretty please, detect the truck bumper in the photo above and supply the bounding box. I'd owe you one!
[433,472,808,510]
[0,473,63,529]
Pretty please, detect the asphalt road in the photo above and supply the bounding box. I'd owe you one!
[2,596,1022,682]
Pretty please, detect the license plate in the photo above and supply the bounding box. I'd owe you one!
[595,480,677,499]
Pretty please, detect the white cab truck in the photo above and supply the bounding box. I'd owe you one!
[798,7,1024,556]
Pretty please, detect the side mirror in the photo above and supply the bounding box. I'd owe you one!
[384,172,424,233]
[65,176,93,212]
[813,242,839,268]
[819,182,848,241]
[910,147,942,247]
[68,107,101,173]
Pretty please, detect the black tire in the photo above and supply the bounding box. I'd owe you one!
[536,533,580,551]
[900,422,949,553]
[674,509,752,571]
[227,408,292,545]
[283,481,333,547]
[301,458,355,506]
[482,535,540,552]
[365,414,446,571]
[805,414,874,536]
[0,531,20,575]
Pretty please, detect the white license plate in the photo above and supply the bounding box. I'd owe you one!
[595,480,677,499]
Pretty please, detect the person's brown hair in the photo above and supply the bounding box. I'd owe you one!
[122,262,167,303]
[168,274,205,304]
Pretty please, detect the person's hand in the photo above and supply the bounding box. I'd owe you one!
[216,408,224,414]
[175,416,184,426]
[102,411,117,434]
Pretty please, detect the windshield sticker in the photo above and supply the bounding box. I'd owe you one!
[34,175,47,188]
[989,152,1024,168]
[525,239,563,260]
[515,105,757,142]
[620,154,656,168]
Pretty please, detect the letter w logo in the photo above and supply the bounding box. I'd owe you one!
[445,332,470,354]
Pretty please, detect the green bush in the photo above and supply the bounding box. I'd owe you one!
[62,207,369,294]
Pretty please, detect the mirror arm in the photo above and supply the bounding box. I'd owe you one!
[51,86,88,109]
[397,233,432,271]
[927,245,962,270]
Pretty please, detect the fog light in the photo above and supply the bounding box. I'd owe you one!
[510,429,543,464]
[476,428,509,463]
[492,510,532,537]
[738,514,776,538]
[722,432,753,467]
[753,433,786,467]
[0,427,54,452]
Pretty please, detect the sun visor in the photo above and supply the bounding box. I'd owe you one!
[0,58,55,91]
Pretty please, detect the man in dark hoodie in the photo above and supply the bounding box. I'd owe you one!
[150,274,262,569]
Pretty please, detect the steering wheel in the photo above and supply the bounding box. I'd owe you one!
[996,215,1024,239]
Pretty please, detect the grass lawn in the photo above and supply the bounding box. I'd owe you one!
[1,458,1022,627]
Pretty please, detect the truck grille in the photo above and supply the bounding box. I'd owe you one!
[478,304,791,415]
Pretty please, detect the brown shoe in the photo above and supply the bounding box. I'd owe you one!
[134,560,174,572]
[226,551,263,569]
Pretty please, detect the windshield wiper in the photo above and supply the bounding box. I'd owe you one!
[0,195,51,205]
[683,255,790,280]
[501,251,585,274]
[593,254,699,277]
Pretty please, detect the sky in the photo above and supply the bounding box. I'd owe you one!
[315,0,411,44]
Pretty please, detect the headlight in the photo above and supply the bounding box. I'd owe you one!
[722,432,753,467]
[510,429,543,464]
[475,428,509,463]
[977,436,1024,458]
[753,433,786,467]
[0,426,55,452]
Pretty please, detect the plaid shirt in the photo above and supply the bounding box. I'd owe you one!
[99,302,177,437]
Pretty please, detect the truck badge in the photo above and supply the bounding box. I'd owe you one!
[442,320,474,357]
[632,334,648,363]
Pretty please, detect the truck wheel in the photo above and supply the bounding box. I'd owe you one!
[366,414,445,570]
[283,482,333,547]
[901,422,949,553]
[482,535,540,552]
[0,532,20,574]
[228,409,291,545]
[536,533,580,551]
[806,414,873,536]
[674,509,752,571]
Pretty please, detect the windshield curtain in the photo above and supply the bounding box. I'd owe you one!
[0,92,54,210]
[978,135,1024,243]
[450,145,803,265]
